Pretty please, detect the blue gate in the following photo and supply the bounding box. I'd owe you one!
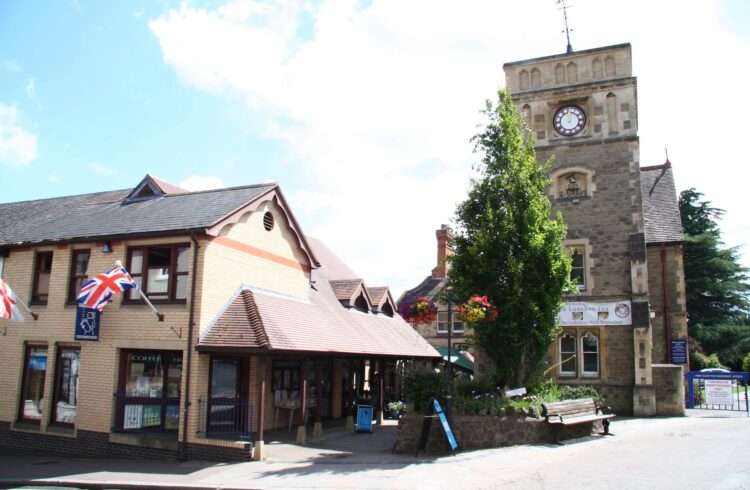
[685,371,749,416]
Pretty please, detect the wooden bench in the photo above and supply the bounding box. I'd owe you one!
[541,398,615,445]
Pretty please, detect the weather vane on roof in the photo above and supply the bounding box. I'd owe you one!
[557,0,574,54]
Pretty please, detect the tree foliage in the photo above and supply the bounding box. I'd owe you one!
[679,189,750,327]
[448,89,573,387]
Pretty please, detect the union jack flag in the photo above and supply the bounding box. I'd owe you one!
[0,278,24,322]
[77,264,138,311]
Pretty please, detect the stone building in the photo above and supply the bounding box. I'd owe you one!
[0,174,438,461]
[402,43,687,416]
[502,43,687,415]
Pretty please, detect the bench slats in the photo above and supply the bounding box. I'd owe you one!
[541,397,616,444]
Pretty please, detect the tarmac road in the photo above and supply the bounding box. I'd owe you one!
[1,410,748,489]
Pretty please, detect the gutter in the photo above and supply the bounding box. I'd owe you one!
[180,231,200,461]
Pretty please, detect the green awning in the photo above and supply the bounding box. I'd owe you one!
[435,346,474,374]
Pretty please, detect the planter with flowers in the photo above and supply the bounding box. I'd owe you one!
[399,296,438,325]
[458,294,498,323]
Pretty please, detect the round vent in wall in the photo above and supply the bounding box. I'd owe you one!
[263,211,275,231]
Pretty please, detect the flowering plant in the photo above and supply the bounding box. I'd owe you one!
[458,294,498,323]
[399,296,438,325]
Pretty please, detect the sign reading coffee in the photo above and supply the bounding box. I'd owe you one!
[557,301,632,326]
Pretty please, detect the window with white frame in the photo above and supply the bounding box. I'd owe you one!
[581,332,600,376]
[436,311,464,335]
[567,245,586,290]
[559,333,577,376]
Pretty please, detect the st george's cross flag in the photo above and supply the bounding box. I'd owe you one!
[77,262,138,311]
[0,278,25,322]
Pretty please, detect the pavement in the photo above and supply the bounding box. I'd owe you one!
[1,410,749,489]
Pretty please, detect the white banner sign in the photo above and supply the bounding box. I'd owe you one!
[705,379,734,406]
[557,301,632,326]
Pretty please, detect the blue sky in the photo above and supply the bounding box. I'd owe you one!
[2,0,749,296]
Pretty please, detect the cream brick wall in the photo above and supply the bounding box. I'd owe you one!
[199,200,311,333]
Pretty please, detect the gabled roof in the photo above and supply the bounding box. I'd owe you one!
[125,174,188,200]
[397,275,446,309]
[329,279,373,311]
[0,175,319,268]
[198,243,440,358]
[640,163,684,244]
[367,287,397,315]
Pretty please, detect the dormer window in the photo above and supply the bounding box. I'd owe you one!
[354,293,369,313]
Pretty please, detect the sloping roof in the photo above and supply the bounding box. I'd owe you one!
[198,239,440,359]
[640,163,684,244]
[367,287,389,306]
[329,279,364,301]
[0,183,275,245]
[397,275,445,308]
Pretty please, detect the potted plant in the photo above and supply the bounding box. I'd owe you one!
[458,294,498,323]
[387,400,406,419]
[399,296,438,325]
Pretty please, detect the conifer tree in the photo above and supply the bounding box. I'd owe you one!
[449,89,573,387]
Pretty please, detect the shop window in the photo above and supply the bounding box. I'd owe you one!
[116,350,182,432]
[273,361,300,392]
[126,244,189,303]
[51,347,80,426]
[18,345,48,423]
[581,332,600,376]
[559,333,576,376]
[67,250,90,303]
[436,311,464,335]
[31,252,53,304]
[568,245,587,290]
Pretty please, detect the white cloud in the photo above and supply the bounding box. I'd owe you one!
[150,0,750,295]
[89,161,116,175]
[180,175,226,191]
[25,79,35,100]
[0,102,38,166]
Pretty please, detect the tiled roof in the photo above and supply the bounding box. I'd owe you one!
[0,182,275,245]
[367,287,389,306]
[640,163,684,244]
[329,279,364,301]
[397,276,445,308]
[198,238,440,359]
[149,175,188,195]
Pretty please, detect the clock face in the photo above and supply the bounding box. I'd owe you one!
[554,106,586,136]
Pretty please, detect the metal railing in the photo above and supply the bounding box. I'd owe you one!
[685,371,749,416]
[113,392,181,433]
[196,395,253,440]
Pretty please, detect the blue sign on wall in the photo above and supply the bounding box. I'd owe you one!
[433,399,459,451]
[75,305,101,341]
[671,339,688,365]
[356,405,373,433]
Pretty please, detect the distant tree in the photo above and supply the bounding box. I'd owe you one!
[679,189,750,326]
[448,89,573,388]
[690,322,750,371]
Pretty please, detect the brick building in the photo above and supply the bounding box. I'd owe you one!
[0,175,438,461]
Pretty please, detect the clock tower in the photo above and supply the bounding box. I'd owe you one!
[504,44,656,416]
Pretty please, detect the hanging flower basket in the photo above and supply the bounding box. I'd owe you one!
[399,296,438,325]
[458,294,498,323]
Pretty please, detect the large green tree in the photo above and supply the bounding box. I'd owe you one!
[448,89,573,387]
[679,189,749,327]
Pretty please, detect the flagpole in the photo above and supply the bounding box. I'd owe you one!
[138,289,164,322]
[16,296,38,321]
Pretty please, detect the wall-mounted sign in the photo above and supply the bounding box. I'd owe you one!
[75,305,101,341]
[671,339,688,364]
[557,301,632,326]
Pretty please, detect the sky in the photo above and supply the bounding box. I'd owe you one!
[1,0,749,298]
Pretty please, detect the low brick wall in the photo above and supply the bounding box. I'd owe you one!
[653,364,685,416]
[393,410,601,454]
[0,422,251,461]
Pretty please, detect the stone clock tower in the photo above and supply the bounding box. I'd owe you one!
[504,44,656,415]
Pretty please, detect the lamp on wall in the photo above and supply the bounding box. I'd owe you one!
[101,241,112,253]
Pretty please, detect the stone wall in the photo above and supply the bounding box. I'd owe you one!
[392,412,601,454]
[653,364,685,416]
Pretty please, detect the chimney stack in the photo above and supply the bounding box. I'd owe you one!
[431,224,453,279]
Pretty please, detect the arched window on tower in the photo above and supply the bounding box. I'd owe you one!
[566,62,578,83]
[606,92,618,133]
[530,68,541,89]
[605,56,616,77]
[519,70,529,90]
[522,104,532,126]
[555,64,565,84]
[592,58,603,79]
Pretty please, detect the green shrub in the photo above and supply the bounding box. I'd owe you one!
[741,352,750,374]
[402,367,444,412]
[558,384,604,405]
